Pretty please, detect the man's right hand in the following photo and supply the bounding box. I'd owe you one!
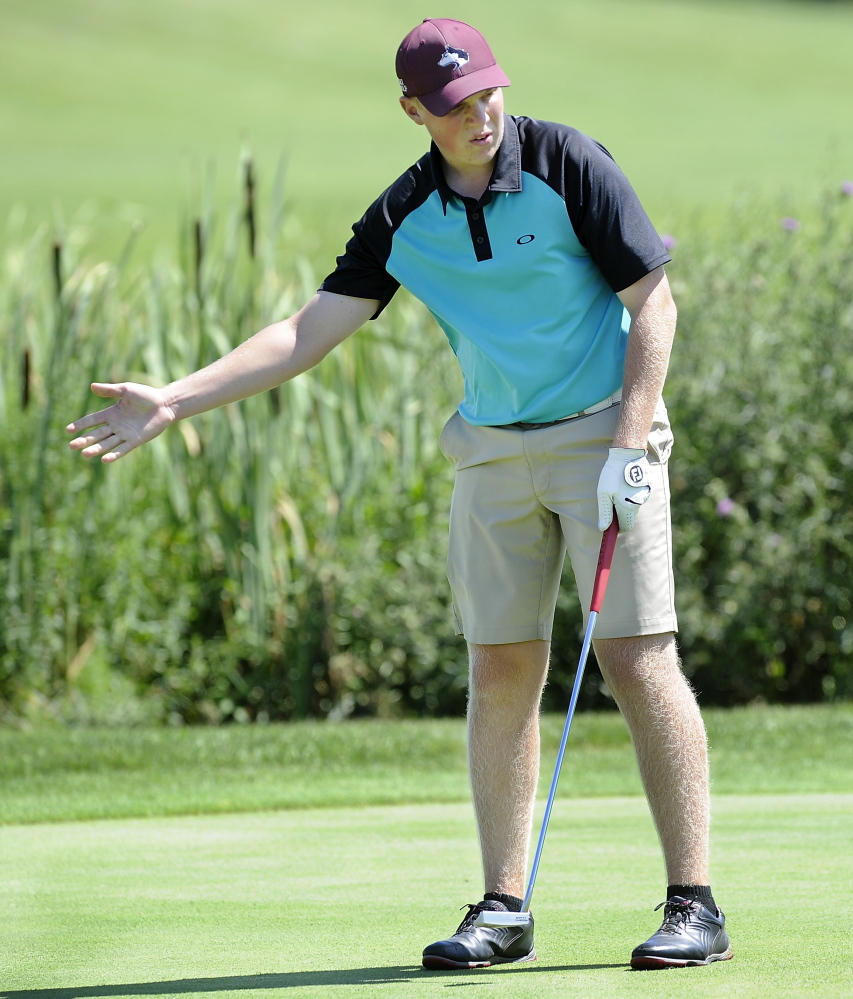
[65,293,380,465]
[67,382,175,463]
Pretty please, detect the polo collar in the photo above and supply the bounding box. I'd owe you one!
[430,114,523,213]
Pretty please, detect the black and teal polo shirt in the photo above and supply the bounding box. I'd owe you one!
[321,114,670,426]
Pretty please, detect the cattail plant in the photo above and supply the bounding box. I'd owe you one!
[244,157,256,261]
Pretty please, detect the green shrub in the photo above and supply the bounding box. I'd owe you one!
[663,189,853,704]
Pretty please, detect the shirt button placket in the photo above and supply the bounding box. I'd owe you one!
[467,206,492,261]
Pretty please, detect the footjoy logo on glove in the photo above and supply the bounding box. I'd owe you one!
[625,463,646,486]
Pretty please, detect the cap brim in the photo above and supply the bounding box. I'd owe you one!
[418,65,511,117]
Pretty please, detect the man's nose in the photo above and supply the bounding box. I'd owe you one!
[470,100,489,123]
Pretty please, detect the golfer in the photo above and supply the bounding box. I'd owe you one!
[68,18,731,971]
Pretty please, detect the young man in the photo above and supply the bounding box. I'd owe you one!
[68,18,731,972]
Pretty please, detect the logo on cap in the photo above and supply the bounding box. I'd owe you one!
[438,45,470,70]
[398,78,408,93]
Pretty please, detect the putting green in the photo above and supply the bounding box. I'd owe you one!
[3,794,851,998]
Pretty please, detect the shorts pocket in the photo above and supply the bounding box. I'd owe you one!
[438,411,461,463]
[646,399,674,464]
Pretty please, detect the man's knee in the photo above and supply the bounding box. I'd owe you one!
[468,640,550,701]
[593,632,679,691]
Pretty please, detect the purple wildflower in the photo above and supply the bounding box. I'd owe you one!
[716,498,735,517]
[661,234,677,251]
[780,217,801,232]
[842,180,853,197]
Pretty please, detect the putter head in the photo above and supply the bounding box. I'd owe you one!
[473,910,533,928]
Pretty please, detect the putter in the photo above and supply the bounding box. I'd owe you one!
[476,517,620,928]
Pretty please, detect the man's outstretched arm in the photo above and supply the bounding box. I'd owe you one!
[67,291,379,463]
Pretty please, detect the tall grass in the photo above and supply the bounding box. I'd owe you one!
[2,174,852,724]
[1,164,466,724]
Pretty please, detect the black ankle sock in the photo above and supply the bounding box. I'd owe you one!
[483,891,523,912]
[667,884,717,912]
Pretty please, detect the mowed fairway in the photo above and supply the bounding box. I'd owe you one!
[3,794,851,999]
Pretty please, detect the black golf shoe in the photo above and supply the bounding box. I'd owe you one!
[631,896,733,969]
[422,898,536,970]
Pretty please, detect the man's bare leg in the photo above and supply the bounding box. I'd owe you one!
[593,633,709,884]
[467,639,550,897]
[421,639,545,966]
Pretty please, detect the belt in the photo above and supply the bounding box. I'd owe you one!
[499,390,622,431]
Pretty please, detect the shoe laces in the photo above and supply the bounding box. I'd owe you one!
[653,897,701,934]
[454,900,505,935]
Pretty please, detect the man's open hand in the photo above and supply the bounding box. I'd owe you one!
[67,382,175,463]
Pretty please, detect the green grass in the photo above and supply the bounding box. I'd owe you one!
[2,705,851,824]
[2,708,851,995]
[3,0,853,257]
[2,795,851,997]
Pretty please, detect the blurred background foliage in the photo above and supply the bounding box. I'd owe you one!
[3,0,853,260]
[1,0,853,724]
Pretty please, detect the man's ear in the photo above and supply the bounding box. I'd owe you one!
[400,96,426,125]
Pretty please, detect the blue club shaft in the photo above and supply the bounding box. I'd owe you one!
[521,608,599,913]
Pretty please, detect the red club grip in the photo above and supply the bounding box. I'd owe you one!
[590,519,619,614]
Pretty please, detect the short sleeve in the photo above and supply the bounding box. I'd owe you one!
[320,206,401,320]
[564,132,671,292]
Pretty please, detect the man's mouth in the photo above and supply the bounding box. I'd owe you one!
[471,132,492,145]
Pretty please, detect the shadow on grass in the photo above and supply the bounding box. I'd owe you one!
[1,964,628,996]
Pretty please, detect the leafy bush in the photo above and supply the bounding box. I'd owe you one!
[663,190,853,704]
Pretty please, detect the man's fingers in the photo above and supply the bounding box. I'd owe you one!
[68,422,113,448]
[81,434,124,459]
[68,425,115,450]
[67,406,116,435]
[90,382,124,399]
[615,505,635,532]
[101,440,137,464]
[101,441,140,465]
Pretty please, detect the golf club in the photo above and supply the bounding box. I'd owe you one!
[476,516,620,928]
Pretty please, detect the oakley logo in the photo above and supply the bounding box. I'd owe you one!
[517,234,535,244]
[438,45,470,70]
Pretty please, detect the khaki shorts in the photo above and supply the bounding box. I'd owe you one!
[439,397,677,644]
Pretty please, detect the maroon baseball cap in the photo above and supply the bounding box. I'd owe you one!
[396,19,510,117]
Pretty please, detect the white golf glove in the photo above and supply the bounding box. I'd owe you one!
[597,447,652,531]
